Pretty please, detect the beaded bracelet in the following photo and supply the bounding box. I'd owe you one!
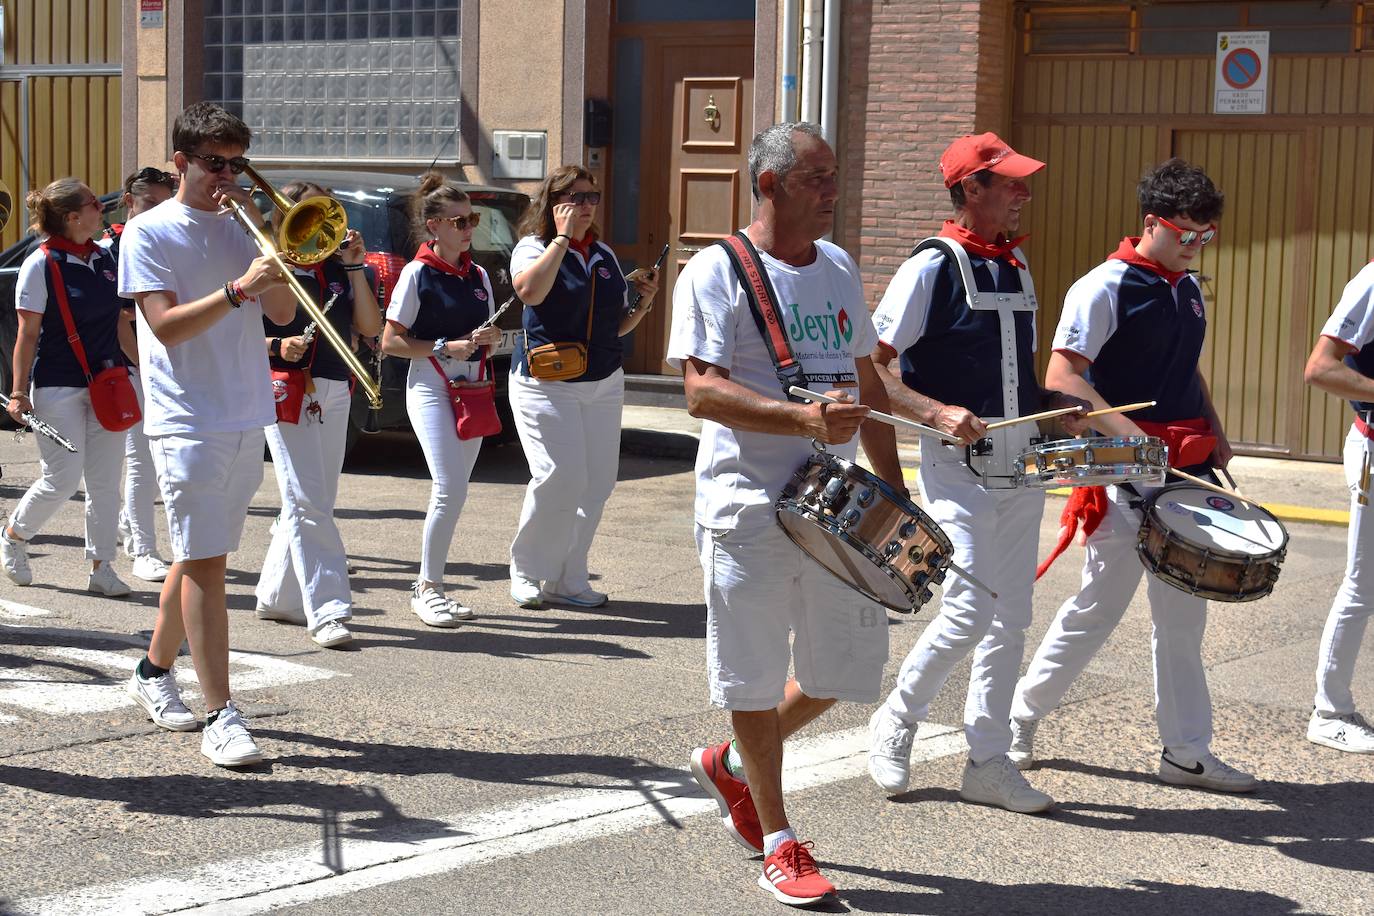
[223,282,243,308]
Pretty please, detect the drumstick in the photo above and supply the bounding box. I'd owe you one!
[982,406,1084,431]
[1215,465,1244,497]
[787,386,960,444]
[1080,400,1157,419]
[1166,467,1254,505]
[947,561,998,599]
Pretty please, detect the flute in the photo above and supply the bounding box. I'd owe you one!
[1,394,77,453]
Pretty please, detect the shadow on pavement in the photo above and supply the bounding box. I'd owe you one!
[343,618,653,660]
[826,866,1305,915]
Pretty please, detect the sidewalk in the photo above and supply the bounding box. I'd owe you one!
[621,402,1354,527]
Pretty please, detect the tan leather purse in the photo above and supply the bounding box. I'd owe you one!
[526,270,596,381]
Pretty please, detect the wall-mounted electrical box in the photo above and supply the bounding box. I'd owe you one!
[492,130,547,180]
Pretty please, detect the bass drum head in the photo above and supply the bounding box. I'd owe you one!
[776,507,914,610]
[1147,485,1288,557]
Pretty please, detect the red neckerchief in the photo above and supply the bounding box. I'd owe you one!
[938,221,1028,270]
[105,224,124,239]
[1109,237,1187,287]
[43,234,102,259]
[414,240,471,278]
[567,231,597,261]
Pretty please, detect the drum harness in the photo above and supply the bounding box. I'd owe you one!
[912,237,1039,490]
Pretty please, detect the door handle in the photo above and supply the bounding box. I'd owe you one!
[676,245,705,254]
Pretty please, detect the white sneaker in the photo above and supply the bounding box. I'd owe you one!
[1307,710,1374,754]
[201,700,264,767]
[126,668,197,732]
[542,586,608,608]
[868,706,916,794]
[310,619,354,648]
[1008,717,1038,770]
[1158,749,1258,792]
[510,573,543,608]
[960,754,1055,813]
[448,599,475,621]
[255,604,308,625]
[87,563,131,597]
[2,531,32,586]
[131,553,169,583]
[411,582,460,628]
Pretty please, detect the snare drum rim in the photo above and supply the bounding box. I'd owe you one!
[1140,483,1290,562]
[775,503,920,611]
[1030,435,1166,454]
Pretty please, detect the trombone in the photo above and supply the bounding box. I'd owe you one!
[219,166,382,409]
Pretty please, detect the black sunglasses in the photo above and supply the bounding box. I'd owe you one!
[558,191,601,206]
[186,152,251,175]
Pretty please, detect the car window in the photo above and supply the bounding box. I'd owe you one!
[467,193,523,258]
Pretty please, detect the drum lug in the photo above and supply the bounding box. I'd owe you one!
[899,520,918,539]
[907,544,924,564]
[821,476,849,513]
[839,508,862,530]
[1052,456,1073,469]
[1083,446,1095,463]
[857,487,875,508]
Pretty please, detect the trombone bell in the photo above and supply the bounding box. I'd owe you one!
[240,164,347,266]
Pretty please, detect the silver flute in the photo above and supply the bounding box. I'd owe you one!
[1,394,78,453]
[298,291,342,346]
[473,295,517,333]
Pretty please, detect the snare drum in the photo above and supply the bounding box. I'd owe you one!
[1016,436,1167,488]
[776,452,953,612]
[1136,484,1288,602]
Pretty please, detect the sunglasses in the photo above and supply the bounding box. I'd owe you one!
[559,191,601,206]
[186,151,251,175]
[134,166,175,184]
[440,212,481,230]
[1154,214,1216,247]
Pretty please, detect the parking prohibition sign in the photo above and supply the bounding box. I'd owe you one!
[1222,48,1262,90]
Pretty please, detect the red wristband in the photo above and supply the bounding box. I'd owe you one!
[232,281,246,303]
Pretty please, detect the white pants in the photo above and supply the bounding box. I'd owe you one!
[256,377,352,626]
[882,449,1045,763]
[9,385,125,561]
[121,369,161,558]
[1012,481,1213,758]
[508,369,623,593]
[1314,425,1374,716]
[408,370,483,585]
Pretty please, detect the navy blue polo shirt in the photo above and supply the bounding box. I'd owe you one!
[511,235,627,383]
[1053,251,1207,423]
[266,259,375,383]
[16,245,125,389]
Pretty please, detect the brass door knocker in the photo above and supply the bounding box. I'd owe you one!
[703,94,720,129]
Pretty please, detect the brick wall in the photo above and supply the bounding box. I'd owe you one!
[835,0,1012,308]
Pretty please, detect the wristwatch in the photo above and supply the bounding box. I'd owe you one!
[432,337,448,357]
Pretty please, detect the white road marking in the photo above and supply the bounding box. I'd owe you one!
[13,723,968,916]
[0,646,341,719]
[0,599,55,620]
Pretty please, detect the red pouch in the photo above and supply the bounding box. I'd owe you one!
[88,364,142,432]
[271,368,309,424]
[430,353,501,441]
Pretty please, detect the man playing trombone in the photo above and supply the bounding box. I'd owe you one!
[118,102,293,768]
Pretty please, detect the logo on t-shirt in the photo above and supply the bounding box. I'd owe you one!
[786,301,853,349]
[597,266,612,280]
[102,269,117,282]
[1190,299,1203,318]
[474,288,488,301]
[271,378,289,403]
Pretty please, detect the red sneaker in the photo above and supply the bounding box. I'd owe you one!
[689,740,763,853]
[758,839,836,906]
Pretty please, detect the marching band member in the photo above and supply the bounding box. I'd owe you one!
[119,102,293,767]
[381,172,501,627]
[254,180,381,648]
[1300,263,1374,753]
[105,166,177,584]
[865,134,1085,812]
[2,178,134,596]
[1009,159,1258,791]
[671,123,903,907]
[506,166,656,610]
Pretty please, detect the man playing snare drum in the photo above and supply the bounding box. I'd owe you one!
[1008,158,1258,792]
[865,133,1086,812]
[668,122,903,908]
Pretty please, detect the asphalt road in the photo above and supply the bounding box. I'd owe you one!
[0,425,1370,916]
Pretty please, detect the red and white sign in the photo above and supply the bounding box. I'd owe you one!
[1214,32,1269,114]
[140,0,164,29]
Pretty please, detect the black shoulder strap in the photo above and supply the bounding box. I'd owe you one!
[713,230,807,401]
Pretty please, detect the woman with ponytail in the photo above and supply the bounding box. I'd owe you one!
[253,180,382,648]
[3,178,133,596]
[506,166,658,609]
[381,172,501,627]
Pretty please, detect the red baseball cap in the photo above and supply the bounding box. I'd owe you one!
[938,133,1045,188]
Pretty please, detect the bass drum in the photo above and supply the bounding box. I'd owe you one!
[776,452,952,612]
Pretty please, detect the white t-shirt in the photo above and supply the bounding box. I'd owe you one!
[1321,261,1374,351]
[666,239,877,530]
[118,199,277,436]
[386,260,495,383]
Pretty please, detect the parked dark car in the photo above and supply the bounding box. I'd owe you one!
[0,171,529,451]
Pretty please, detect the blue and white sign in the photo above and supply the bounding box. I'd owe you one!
[1214,31,1269,114]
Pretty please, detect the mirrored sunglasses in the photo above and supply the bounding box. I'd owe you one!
[1155,214,1217,247]
[441,213,481,230]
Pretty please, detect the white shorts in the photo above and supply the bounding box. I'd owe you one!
[150,429,265,562]
[696,522,889,710]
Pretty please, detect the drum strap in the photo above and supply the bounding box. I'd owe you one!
[715,231,808,402]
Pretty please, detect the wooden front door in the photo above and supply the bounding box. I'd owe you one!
[620,26,754,375]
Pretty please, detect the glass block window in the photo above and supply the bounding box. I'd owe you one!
[202,0,462,160]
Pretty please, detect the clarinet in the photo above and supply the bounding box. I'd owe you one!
[1,394,78,453]
[362,278,386,434]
